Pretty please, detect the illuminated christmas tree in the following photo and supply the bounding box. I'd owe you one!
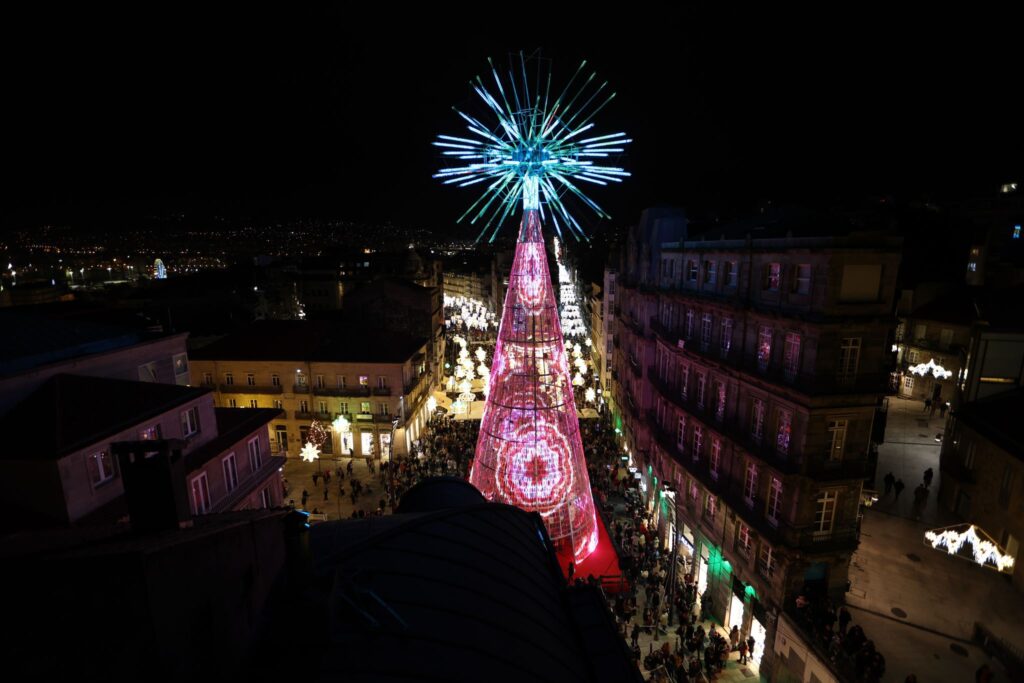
[435,52,629,561]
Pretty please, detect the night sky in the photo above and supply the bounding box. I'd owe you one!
[4,8,1021,234]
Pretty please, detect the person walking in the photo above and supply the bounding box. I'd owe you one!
[923,467,934,488]
[567,560,575,582]
[312,471,320,487]
[301,489,309,508]
[894,479,905,499]
[737,638,748,665]
[324,469,331,485]
[939,402,948,418]
[746,635,756,663]
[323,487,329,502]
[883,472,895,496]
[729,625,740,651]
[631,623,641,648]
[923,397,931,413]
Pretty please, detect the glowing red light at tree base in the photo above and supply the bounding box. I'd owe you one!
[469,210,599,561]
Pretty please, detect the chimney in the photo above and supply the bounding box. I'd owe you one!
[111,439,193,533]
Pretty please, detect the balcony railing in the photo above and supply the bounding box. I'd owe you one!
[293,410,333,421]
[219,384,283,395]
[292,384,309,394]
[372,386,392,396]
[313,386,371,397]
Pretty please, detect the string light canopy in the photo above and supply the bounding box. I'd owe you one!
[908,359,953,380]
[924,524,1016,573]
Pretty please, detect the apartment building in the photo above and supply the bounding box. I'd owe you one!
[612,208,901,677]
[189,320,434,459]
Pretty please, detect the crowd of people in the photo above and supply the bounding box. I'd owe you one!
[792,595,886,683]
[580,415,762,682]
[379,415,478,506]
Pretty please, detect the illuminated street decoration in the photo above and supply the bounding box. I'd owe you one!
[924,524,1015,572]
[585,387,596,403]
[909,359,953,380]
[435,52,630,243]
[426,395,437,414]
[299,441,320,463]
[308,419,328,448]
[440,56,628,563]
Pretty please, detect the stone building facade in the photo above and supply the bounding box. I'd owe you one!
[612,209,901,676]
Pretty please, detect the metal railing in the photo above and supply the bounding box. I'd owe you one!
[219,384,283,395]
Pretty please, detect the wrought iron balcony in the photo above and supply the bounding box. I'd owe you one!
[218,384,283,395]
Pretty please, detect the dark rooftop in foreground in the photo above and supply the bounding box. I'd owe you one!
[247,477,642,683]
[955,389,1024,459]
[0,374,209,460]
[190,320,428,363]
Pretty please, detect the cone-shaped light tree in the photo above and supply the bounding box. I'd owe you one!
[435,52,630,561]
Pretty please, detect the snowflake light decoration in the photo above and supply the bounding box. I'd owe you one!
[435,52,630,242]
[300,442,321,463]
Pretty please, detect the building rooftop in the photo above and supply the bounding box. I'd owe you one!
[0,374,210,460]
[190,320,428,363]
[956,389,1024,459]
[184,407,283,471]
[0,305,168,378]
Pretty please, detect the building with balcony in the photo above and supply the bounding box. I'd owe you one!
[894,290,974,405]
[938,389,1024,591]
[611,207,901,678]
[189,320,433,459]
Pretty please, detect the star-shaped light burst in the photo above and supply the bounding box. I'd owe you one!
[435,52,631,242]
[299,441,321,463]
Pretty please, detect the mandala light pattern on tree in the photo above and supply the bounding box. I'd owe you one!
[437,54,629,562]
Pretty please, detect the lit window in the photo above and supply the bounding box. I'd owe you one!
[249,399,258,408]
[685,309,695,338]
[1014,225,1021,239]
[751,399,765,443]
[776,410,792,455]
[758,326,773,372]
[784,333,801,381]
[228,398,237,408]
[190,473,211,515]
[814,491,837,537]
[759,545,776,579]
[700,314,712,352]
[720,318,733,359]
[838,338,861,384]
[222,453,238,493]
[767,477,782,525]
[87,450,117,486]
[180,406,201,437]
[224,372,234,386]
[696,372,707,409]
[793,264,811,295]
[703,260,716,285]
[764,262,781,291]
[704,493,717,520]
[744,461,758,506]
[246,373,255,386]
[715,382,726,422]
[692,424,703,462]
[271,374,280,386]
[828,419,847,461]
[676,415,686,451]
[738,524,752,556]
[248,437,262,471]
[710,437,721,480]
